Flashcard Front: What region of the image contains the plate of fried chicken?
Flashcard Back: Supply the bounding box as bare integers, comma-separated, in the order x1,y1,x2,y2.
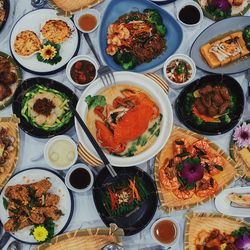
0,167,74,244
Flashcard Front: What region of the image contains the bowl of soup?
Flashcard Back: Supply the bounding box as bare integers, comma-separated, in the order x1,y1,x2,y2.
73,9,100,33
150,218,180,247
66,55,98,89
44,135,78,170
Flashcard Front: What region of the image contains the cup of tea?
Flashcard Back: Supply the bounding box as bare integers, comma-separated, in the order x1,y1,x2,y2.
65,163,94,193
150,218,179,246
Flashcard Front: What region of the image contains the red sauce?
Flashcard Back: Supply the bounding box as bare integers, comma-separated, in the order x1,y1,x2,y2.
78,14,97,32
153,220,177,244
70,60,96,85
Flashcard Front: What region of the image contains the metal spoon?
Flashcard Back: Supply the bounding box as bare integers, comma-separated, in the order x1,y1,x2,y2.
7,241,20,250
102,243,124,250
31,0,47,8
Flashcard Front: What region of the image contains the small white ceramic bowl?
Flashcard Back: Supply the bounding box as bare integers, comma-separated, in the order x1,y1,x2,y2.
176,1,203,27
65,163,94,193
163,53,196,89
66,55,98,89
150,218,180,247
73,9,100,33
44,135,78,170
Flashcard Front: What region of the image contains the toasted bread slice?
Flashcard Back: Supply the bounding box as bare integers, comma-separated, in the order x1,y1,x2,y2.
200,43,220,68
230,31,250,57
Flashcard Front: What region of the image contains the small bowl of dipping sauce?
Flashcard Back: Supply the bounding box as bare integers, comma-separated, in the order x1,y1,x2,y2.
73,9,100,33
177,1,203,27
44,135,78,170
66,55,98,89
163,53,196,89
65,163,94,193
151,218,179,247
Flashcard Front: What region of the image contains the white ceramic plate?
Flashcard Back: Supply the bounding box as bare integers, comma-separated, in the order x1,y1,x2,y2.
215,187,250,218
9,8,80,75
75,72,173,167
0,167,74,244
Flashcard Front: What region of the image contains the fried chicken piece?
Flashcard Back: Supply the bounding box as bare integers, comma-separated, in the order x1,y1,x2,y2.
207,105,218,117
29,210,45,224
0,71,17,85
195,98,207,115
5,184,30,203
0,84,11,101
44,193,60,207
4,218,15,232
29,179,52,198
200,94,212,108
219,101,230,114
42,206,62,221
19,216,31,229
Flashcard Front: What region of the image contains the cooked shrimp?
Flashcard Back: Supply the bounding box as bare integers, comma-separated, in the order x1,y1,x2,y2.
172,187,195,200
195,174,218,198
159,166,179,190
193,140,212,155
173,138,188,155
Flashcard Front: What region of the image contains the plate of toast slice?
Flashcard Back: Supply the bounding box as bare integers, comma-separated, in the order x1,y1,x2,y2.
190,16,250,74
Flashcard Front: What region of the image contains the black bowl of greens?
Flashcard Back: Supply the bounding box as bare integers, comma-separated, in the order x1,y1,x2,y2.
93,166,158,236
175,74,244,135
12,77,78,138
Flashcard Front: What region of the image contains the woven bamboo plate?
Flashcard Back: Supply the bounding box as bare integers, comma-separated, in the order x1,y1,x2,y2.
48,0,103,16
77,73,169,167
34,223,124,250
154,126,238,213
184,212,250,250
230,119,250,181
0,115,20,190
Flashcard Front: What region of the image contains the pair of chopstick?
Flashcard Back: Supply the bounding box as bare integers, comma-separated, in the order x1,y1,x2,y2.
69,102,117,178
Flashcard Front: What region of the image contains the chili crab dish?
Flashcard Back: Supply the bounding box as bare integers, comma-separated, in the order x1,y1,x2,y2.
85,84,162,157
155,126,237,212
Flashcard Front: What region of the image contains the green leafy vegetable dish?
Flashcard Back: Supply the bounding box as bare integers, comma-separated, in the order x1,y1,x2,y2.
101,176,149,217
21,84,72,131
106,9,167,70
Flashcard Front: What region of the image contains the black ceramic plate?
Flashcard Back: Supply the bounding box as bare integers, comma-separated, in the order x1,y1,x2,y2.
93,166,158,236
175,74,244,135
12,77,78,138
0,0,9,32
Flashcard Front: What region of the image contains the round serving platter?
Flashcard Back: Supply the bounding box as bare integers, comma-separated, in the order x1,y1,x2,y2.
0,167,74,244
9,8,80,75
12,77,78,138
75,71,173,167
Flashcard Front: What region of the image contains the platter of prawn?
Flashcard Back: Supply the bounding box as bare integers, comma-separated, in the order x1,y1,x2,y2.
184,212,250,250
75,71,173,167
154,126,237,213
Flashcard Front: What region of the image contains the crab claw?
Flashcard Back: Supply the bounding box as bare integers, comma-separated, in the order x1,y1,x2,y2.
95,121,126,153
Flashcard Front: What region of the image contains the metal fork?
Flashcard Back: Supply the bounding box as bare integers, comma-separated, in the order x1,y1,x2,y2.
83,33,115,87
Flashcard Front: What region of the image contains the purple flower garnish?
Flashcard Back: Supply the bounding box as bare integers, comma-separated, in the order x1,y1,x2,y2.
210,0,231,12
180,162,204,184
233,122,250,148
236,234,250,249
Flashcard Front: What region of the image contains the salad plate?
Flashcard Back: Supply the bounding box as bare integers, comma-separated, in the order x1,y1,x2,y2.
0,167,74,244
190,16,250,74
12,77,78,138
215,187,250,217
175,74,244,135
75,71,173,167
98,0,182,73
92,166,158,236
9,8,80,75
